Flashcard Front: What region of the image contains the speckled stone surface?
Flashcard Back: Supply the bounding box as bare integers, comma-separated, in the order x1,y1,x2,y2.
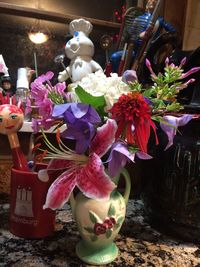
1,199,200,267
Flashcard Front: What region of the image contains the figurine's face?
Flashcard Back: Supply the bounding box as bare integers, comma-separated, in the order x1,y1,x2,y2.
0,104,24,135
65,31,94,59
2,81,11,91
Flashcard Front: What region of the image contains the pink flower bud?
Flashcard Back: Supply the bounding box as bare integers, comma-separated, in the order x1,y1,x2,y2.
145,58,156,77
181,67,200,79
165,57,169,66
179,57,187,68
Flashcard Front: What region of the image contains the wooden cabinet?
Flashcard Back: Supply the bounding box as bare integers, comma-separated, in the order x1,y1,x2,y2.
164,0,200,51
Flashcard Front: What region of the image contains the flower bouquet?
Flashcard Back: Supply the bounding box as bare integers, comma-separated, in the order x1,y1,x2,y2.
26,58,200,264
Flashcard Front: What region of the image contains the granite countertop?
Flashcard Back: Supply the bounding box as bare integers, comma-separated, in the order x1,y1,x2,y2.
1,199,200,267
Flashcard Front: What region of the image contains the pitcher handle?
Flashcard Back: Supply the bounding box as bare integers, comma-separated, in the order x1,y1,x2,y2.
120,168,131,205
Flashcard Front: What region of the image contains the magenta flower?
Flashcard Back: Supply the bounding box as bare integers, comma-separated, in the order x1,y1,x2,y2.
32,118,55,133
43,119,117,210
34,71,54,84
38,98,53,119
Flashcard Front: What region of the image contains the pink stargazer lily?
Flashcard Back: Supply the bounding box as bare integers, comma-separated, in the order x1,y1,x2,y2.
43,119,117,210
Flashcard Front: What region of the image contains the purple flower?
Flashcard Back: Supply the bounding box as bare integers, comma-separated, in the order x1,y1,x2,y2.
122,70,138,84
106,140,153,177
107,141,135,177
160,114,194,150
52,103,101,153
62,120,95,154
52,103,101,124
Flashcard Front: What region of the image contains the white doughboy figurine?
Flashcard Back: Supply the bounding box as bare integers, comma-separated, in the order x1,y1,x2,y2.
58,18,103,83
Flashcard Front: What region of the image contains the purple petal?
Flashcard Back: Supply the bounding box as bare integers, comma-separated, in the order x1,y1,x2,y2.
52,103,71,117
63,109,77,124
136,151,153,160
160,115,194,150
84,105,101,124
62,121,95,154
122,70,138,84
107,141,135,177
70,103,89,118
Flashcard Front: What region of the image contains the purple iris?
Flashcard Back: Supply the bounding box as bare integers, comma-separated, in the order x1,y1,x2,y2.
52,103,101,154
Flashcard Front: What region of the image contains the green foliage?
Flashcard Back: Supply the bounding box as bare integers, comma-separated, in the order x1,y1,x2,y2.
106,229,112,239
84,227,94,233
75,85,106,117
89,211,99,224
108,204,116,216
128,64,186,114
90,235,98,242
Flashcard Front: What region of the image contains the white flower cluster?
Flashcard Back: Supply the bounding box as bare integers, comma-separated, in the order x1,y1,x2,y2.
69,70,130,110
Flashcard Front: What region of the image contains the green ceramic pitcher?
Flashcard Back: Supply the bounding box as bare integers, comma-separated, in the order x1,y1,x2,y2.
70,168,131,265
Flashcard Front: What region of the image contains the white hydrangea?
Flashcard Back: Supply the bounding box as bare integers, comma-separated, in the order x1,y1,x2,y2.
68,70,130,111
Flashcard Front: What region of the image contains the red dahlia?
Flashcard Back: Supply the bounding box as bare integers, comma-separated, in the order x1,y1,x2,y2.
109,92,158,153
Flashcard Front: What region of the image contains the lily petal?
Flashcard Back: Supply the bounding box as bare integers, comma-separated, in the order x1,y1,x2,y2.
90,119,117,157
43,170,77,210
77,153,116,200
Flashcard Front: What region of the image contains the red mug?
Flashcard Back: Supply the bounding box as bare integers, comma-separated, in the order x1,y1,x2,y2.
9,164,57,239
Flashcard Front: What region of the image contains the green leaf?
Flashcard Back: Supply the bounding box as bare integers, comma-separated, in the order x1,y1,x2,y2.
108,204,116,216
106,229,112,239
90,235,98,242
75,85,106,110
84,227,94,233
117,216,124,225
89,210,99,224
114,223,121,230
